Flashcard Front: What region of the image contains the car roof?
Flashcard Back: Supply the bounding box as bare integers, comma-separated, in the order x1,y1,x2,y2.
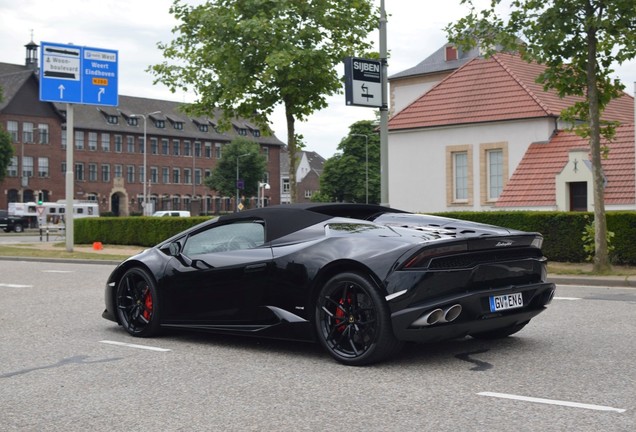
217,203,405,242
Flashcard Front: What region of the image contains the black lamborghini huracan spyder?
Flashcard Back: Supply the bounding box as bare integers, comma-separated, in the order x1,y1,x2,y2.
103,203,555,365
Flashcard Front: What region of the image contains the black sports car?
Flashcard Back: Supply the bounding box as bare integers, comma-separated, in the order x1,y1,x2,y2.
103,203,555,365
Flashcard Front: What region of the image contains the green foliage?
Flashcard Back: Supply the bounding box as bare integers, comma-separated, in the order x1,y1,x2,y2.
203,138,267,197
75,216,210,247
150,0,378,202
581,217,614,262
319,120,380,203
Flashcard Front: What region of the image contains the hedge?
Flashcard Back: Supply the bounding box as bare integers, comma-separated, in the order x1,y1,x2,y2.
74,211,636,264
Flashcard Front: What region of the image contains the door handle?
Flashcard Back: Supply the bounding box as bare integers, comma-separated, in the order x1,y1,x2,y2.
245,263,267,273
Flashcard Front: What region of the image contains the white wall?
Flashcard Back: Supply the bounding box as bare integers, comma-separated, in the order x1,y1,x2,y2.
388,118,556,213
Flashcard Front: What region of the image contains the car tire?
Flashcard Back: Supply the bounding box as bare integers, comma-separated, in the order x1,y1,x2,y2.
13,224,23,233
115,267,161,337
470,321,529,340
315,272,402,366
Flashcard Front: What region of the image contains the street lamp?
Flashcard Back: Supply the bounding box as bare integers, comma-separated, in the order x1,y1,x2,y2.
258,181,271,208
130,111,160,215
352,134,370,204
235,153,250,212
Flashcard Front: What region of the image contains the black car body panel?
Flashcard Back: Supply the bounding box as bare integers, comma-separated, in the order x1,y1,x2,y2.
103,203,555,363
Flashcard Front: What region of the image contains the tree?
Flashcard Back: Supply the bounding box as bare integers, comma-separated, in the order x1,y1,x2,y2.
150,0,378,203
446,0,636,273
316,120,380,203
0,87,15,182
203,138,267,207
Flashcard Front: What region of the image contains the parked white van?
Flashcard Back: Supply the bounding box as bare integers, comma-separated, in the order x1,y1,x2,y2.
151,210,191,217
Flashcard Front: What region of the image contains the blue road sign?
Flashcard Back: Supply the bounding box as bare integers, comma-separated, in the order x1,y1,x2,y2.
40,42,118,106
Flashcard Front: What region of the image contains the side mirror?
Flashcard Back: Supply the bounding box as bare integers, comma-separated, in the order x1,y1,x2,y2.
168,242,181,257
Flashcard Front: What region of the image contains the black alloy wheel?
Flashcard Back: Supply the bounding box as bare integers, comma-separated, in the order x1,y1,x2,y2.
115,268,161,337
315,272,402,366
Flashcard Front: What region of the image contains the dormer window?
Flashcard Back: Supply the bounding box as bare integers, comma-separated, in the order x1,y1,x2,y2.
155,120,165,129
198,124,208,132
127,117,139,126
445,45,458,61
174,122,184,130
107,115,119,125
238,128,247,136
252,129,261,137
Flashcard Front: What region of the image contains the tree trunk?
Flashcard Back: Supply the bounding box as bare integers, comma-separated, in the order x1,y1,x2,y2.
285,104,298,203
585,9,611,273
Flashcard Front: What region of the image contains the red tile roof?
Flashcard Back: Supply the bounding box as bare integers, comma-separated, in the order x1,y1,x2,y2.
389,53,634,129
495,124,635,207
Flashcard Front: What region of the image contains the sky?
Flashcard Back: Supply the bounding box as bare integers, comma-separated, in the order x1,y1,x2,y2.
2,0,636,159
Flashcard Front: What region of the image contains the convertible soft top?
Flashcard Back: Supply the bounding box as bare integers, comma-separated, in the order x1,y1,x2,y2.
217,203,404,243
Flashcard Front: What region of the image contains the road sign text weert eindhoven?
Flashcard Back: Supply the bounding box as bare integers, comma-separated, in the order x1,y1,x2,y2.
39,42,118,106
344,57,382,108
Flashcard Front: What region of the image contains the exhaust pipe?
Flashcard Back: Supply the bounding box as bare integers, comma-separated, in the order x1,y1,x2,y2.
440,304,462,323
412,308,443,327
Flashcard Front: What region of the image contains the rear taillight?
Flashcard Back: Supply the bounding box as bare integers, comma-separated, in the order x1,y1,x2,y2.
403,243,468,269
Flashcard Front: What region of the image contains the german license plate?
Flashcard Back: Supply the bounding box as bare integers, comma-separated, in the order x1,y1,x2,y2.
489,292,523,312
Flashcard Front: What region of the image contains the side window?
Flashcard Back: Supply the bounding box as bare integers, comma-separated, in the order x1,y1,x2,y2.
183,221,265,256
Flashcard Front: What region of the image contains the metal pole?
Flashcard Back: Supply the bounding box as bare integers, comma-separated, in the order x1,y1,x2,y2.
379,0,389,206
65,103,74,252
142,114,147,214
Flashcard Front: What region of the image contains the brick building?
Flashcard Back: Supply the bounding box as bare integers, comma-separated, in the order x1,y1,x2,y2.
0,40,284,216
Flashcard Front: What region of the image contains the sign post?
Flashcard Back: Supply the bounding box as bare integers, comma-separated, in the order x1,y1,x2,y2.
344,57,382,108
40,42,118,251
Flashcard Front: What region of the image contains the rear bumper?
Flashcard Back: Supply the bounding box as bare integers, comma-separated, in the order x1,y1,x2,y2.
390,282,555,342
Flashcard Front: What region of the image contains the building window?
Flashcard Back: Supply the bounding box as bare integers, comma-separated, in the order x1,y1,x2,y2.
38,124,49,144
446,145,473,206
184,140,192,157
252,129,261,137
127,117,139,126
172,196,180,210
184,168,192,184
479,143,508,204
195,169,202,185
173,139,180,156
61,130,66,149
74,131,84,150
215,143,222,159
38,157,49,177
75,163,84,181
22,156,34,178
151,138,158,155
173,168,180,184
304,190,312,199
7,121,18,142
107,115,119,124
127,165,135,183
198,124,208,132
205,142,212,158
114,135,123,153
262,147,269,161
155,119,165,128
114,164,123,178
102,164,111,182
8,157,18,177
101,133,110,152
88,163,98,182
162,138,169,155
138,165,145,184
162,167,169,184
282,178,290,193
204,169,211,178
88,132,98,151
194,141,201,157
138,137,145,154
127,136,135,153
150,167,158,184
174,122,184,130
23,122,34,143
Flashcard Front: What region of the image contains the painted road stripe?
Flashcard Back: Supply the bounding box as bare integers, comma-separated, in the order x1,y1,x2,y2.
100,340,171,352
553,296,582,301
478,392,625,413
0,283,32,288
42,270,74,273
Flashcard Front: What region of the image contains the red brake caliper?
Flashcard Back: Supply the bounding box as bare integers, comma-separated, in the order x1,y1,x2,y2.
335,292,352,332
142,288,153,321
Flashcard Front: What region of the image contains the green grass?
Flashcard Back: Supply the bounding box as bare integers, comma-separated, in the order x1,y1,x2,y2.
0,244,131,261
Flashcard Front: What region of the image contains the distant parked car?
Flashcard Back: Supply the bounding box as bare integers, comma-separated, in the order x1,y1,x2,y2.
151,211,191,217
0,210,28,233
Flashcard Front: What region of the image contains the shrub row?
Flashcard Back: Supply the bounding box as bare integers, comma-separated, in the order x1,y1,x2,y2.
75,211,636,264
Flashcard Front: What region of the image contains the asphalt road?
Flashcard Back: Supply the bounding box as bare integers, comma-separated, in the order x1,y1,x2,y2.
0,260,634,432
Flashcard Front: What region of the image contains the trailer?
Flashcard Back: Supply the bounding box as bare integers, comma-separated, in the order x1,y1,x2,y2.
9,200,99,228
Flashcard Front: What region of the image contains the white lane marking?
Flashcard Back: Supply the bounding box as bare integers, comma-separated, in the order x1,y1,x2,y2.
0,283,32,288
42,270,74,273
99,340,171,352
553,296,582,301
478,392,625,413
